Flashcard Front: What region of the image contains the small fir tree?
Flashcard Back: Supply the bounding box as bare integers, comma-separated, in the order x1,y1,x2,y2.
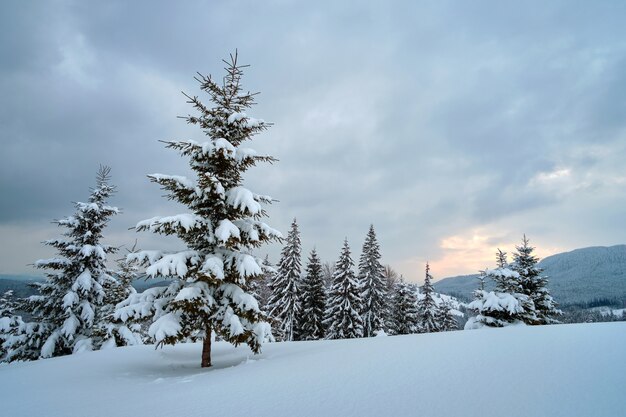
417,263,439,333
511,235,561,324
3,166,119,361
388,279,419,335
267,218,302,341
358,225,388,337
0,291,20,359
94,246,145,348
298,249,326,340
115,53,280,367
324,239,364,339
436,301,459,331
0,291,17,320
465,249,535,329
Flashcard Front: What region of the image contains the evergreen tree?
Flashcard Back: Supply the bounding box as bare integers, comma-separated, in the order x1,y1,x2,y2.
94,246,145,348
115,53,280,367
0,291,17,320
465,249,535,329
436,301,459,331
0,291,20,359
358,225,387,337
298,249,326,340
417,263,439,333
324,239,364,339
511,235,561,324
267,218,302,341
387,279,419,335
3,166,119,361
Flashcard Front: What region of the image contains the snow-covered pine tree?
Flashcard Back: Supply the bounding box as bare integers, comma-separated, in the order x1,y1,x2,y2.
465,249,535,329
115,53,280,367
387,279,419,335
267,218,302,341
358,225,387,337
0,291,17,320
0,291,20,359
298,249,326,340
436,301,459,331
94,246,145,349
3,166,119,361
324,239,364,339
511,235,560,324
490,249,524,295
417,263,440,333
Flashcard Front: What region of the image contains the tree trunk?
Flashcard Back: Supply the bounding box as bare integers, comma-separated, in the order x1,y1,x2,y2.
201,324,212,368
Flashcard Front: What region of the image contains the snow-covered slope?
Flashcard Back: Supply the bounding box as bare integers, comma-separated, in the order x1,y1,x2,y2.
434,245,626,306
539,245,626,305
1,322,624,417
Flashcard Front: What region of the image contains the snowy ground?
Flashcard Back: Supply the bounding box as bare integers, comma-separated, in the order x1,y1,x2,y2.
1,322,625,417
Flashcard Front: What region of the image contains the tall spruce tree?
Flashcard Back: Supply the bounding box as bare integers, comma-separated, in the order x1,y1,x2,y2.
511,235,560,324
324,239,364,339
358,225,387,337
298,249,326,340
267,218,302,341
3,167,119,361
388,279,419,335
115,53,280,367
417,262,439,333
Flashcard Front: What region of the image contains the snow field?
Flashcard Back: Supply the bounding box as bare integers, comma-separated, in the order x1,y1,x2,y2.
1,322,624,417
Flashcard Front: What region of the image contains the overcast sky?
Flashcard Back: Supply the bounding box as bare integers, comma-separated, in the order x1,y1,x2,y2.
1,0,625,282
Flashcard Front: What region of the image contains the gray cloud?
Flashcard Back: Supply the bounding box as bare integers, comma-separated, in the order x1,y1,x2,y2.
1,0,625,280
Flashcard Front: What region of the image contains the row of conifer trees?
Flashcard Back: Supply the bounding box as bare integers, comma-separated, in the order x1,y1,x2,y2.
258,219,460,342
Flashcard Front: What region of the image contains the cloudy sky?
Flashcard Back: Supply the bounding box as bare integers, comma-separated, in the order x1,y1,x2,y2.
1,0,625,282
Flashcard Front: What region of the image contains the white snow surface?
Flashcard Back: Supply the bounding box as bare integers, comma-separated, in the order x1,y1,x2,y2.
148,174,195,189
215,219,240,242
1,323,624,417
136,214,205,233
226,187,271,214
148,312,182,342
468,290,524,314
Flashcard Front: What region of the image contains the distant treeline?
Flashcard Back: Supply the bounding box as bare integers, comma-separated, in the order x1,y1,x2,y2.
560,298,625,310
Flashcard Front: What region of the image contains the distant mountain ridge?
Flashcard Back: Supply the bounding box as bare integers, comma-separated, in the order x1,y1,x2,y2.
433,245,626,307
